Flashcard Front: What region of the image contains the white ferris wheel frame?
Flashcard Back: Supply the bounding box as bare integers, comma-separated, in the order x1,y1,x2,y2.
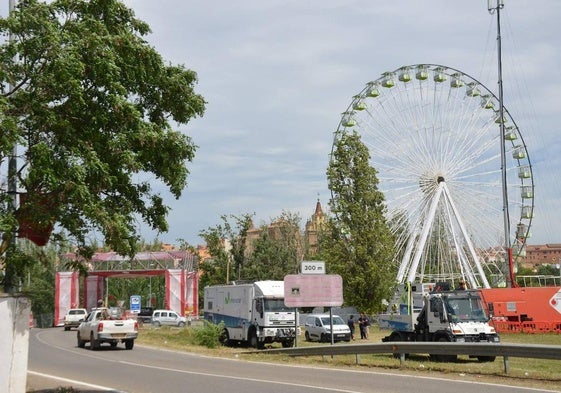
332,64,534,288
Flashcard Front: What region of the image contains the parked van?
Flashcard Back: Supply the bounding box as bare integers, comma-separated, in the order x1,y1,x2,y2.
304,314,351,342
151,309,187,327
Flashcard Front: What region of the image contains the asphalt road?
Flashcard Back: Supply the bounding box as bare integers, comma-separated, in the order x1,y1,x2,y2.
27,328,560,393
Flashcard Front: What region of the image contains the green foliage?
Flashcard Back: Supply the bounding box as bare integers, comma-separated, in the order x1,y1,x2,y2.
198,212,304,292
104,276,165,309
1,245,36,293
199,214,253,282
193,321,225,349
322,130,397,314
242,211,303,280
197,214,252,311
0,0,206,292
12,240,71,319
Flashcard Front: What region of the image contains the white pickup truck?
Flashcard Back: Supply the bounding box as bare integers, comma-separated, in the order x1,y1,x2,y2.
77,308,138,350
63,308,88,331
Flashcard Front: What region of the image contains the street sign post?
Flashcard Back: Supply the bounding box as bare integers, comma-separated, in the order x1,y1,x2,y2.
301,260,325,274
130,295,141,313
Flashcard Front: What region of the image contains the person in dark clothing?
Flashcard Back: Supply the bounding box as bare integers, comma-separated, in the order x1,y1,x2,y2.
347,315,356,340
358,313,370,339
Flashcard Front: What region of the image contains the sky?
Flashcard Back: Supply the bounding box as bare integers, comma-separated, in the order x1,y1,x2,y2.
2,1,561,249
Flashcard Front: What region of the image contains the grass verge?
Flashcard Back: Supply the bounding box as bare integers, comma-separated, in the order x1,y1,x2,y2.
137,324,561,392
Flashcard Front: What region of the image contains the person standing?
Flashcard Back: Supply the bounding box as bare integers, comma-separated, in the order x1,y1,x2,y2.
363,314,370,339
358,313,367,339
347,315,356,340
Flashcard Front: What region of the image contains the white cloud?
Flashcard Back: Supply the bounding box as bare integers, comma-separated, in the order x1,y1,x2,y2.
3,1,560,249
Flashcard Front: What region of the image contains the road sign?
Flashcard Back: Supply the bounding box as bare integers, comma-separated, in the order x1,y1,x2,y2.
283,274,343,307
130,295,141,313
301,260,325,274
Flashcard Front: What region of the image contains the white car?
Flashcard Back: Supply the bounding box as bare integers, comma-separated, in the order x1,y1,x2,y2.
151,310,187,327
63,308,88,331
304,314,351,342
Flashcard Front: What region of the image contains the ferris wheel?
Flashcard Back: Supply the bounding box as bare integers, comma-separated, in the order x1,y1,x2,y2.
331,64,534,289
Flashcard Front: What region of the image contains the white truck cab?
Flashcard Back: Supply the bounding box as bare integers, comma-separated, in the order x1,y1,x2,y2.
380,282,500,362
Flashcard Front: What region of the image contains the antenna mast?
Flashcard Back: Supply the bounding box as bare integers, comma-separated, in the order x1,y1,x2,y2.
488,0,515,288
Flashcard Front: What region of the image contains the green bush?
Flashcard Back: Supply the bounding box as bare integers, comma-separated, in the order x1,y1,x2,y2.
194,321,225,348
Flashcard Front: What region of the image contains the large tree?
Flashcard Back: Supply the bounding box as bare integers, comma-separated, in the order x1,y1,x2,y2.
323,130,396,314
0,0,205,292
242,211,303,281
198,212,303,288
198,214,254,286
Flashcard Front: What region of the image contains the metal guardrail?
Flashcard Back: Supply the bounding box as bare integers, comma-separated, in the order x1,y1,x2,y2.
251,342,561,374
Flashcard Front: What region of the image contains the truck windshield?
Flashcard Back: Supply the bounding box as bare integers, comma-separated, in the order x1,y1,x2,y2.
444,295,488,322
264,299,292,312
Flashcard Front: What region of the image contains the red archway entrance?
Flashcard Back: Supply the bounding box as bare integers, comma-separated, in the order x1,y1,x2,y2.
54,251,198,326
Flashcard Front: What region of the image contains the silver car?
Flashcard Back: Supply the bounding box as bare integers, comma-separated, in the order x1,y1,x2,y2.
304,314,351,342
151,309,187,327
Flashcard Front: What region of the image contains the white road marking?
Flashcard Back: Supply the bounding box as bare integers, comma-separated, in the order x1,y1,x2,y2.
27,370,122,392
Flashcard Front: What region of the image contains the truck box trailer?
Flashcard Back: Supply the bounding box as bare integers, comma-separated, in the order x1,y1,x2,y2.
204,281,296,349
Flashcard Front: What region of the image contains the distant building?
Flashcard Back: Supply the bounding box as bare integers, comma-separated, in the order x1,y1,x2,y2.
520,244,561,270
197,199,328,261
161,243,179,251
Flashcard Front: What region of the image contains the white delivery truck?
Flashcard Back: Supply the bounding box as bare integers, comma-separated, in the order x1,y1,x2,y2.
379,282,500,362
204,281,296,349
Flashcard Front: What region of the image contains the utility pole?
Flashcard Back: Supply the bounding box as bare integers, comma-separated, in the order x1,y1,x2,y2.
5,0,18,294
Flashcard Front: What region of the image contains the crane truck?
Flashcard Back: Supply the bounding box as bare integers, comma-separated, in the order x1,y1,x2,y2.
204,281,296,349
379,282,500,362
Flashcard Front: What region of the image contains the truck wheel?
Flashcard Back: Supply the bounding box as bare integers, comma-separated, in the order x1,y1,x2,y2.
305,331,311,342
90,332,100,350
77,332,85,348
430,337,457,362
110,342,117,348
281,339,294,348
152,321,161,327
125,340,134,350
219,329,231,346
178,321,186,327
249,330,264,349
387,332,408,359
249,330,258,348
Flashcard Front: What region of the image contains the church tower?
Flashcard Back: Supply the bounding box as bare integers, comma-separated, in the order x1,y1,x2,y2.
305,198,327,257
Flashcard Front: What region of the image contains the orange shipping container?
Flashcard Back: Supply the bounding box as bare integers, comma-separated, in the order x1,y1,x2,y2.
480,287,561,323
